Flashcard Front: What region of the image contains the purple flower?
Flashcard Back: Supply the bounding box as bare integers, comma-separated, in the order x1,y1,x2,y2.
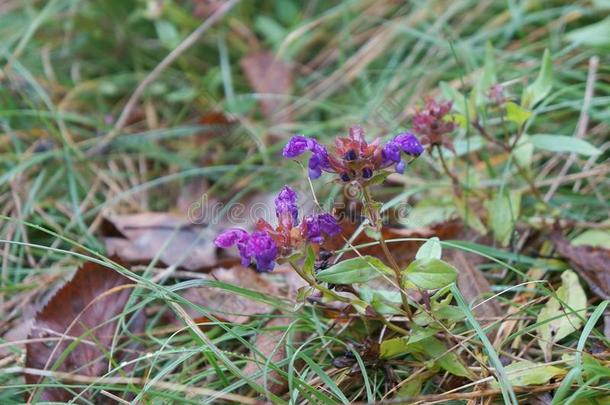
215,187,340,272
275,185,298,229
214,228,278,272
282,135,310,158
382,132,423,173
214,229,248,248
243,231,278,272
301,213,341,244
284,127,424,182
317,213,342,236
283,135,330,179
393,132,424,157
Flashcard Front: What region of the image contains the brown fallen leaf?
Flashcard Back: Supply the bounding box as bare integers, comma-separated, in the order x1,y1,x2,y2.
551,233,610,300
240,51,293,124
102,212,217,271
180,266,281,324
25,262,145,403
242,316,293,396
450,250,502,322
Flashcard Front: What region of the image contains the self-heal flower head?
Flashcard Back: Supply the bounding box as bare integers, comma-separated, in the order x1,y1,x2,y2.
284,125,423,181
412,98,456,152
214,228,278,272
283,136,330,179
275,185,298,229
382,132,424,174
301,213,342,244
215,187,341,272
243,231,277,272
214,228,248,248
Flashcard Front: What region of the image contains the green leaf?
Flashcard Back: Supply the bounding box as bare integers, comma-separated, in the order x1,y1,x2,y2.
380,337,412,359
537,270,587,357
454,195,487,235
505,102,532,125
497,361,566,387
439,81,466,115
572,229,610,249
317,256,392,284
415,237,442,260
487,190,522,247
411,337,472,378
358,285,402,315
155,20,180,49
366,170,391,185
380,326,444,358
404,259,458,290
567,17,610,46
522,49,553,108
530,134,602,156
473,42,497,105
396,373,427,398
513,133,534,169
302,245,316,279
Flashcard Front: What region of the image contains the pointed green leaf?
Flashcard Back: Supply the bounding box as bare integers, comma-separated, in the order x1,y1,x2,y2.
410,337,472,378
404,259,458,290
567,17,610,46
487,190,522,246
474,42,497,105
537,270,587,356
513,133,534,169
497,361,566,387
416,237,442,260
522,49,553,108
317,256,392,284
530,134,602,156
506,102,532,125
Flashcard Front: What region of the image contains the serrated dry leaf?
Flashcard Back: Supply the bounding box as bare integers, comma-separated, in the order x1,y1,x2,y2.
180,266,280,324
103,212,217,271
25,262,144,403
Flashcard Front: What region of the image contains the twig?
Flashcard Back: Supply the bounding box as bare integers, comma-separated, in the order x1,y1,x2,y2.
87,0,240,156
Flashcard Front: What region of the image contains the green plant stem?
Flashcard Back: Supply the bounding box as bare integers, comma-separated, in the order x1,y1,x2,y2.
472,120,545,204
288,261,409,336
436,145,461,193
361,185,413,320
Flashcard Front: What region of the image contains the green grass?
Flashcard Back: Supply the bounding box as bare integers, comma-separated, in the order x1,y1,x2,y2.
1,0,609,403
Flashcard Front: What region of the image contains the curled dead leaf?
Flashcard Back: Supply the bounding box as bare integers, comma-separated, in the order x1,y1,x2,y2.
552,233,610,299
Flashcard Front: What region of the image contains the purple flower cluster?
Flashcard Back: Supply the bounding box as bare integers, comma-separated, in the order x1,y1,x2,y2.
381,132,424,174
214,186,341,272
283,125,423,181
282,135,331,179
215,229,278,272
412,99,456,151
